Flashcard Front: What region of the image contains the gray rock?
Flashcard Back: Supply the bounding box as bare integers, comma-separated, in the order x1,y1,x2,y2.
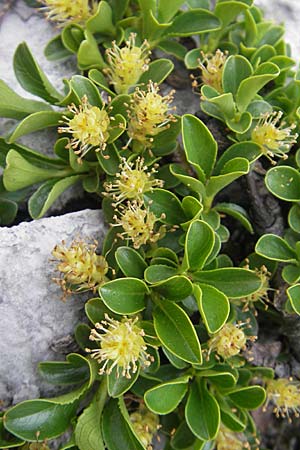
0,209,106,407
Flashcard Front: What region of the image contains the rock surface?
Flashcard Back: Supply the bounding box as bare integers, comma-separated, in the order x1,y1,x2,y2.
0,209,105,407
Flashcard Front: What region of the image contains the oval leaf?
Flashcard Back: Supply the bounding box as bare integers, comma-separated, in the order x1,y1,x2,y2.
100,278,148,314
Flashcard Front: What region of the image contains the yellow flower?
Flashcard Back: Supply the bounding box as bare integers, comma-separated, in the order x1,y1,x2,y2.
104,34,151,94
265,378,300,421
207,322,255,360
113,200,164,249
215,425,250,450
86,315,152,378
251,111,298,162
58,95,111,162
52,239,108,294
130,405,159,449
40,0,96,26
192,49,227,93
104,157,163,205
127,81,176,147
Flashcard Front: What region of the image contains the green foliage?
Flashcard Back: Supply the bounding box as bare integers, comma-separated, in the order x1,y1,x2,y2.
2,0,300,449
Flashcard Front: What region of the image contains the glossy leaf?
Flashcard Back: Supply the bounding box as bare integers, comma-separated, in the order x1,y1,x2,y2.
144,376,189,414
194,284,230,334
138,59,174,86
164,9,221,37
100,278,148,314
38,353,90,386
206,158,249,198
9,111,63,142
4,401,78,441
255,234,296,262
153,299,202,364
222,55,252,95
0,80,51,120
214,203,253,233
115,247,147,278
227,386,266,410
144,189,186,225
153,275,194,301
28,175,82,219
69,75,103,106
193,268,262,298
287,284,300,315
185,379,220,440
102,398,144,450
75,382,107,450
184,220,215,271
182,114,217,179
13,42,62,103
266,166,300,201
108,365,140,398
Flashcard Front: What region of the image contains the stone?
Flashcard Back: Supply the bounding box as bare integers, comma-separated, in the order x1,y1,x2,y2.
0,209,106,408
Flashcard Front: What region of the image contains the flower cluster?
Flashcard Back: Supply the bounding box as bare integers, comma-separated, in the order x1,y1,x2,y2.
104,157,163,205
130,404,159,449
207,322,256,360
251,111,298,162
215,425,250,450
112,200,164,249
86,315,153,378
265,378,300,421
192,49,228,93
104,34,151,94
40,0,96,26
58,95,111,162
127,81,176,147
52,239,108,294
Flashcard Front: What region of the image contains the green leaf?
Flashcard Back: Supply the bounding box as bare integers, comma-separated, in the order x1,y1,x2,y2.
153,299,202,364
194,284,229,334
206,158,249,198
102,398,144,450
153,276,194,301
214,1,249,28
86,1,115,35
157,0,185,22
255,234,296,262
288,205,300,233
108,365,140,398
165,9,221,37
39,353,90,386
62,24,84,53
44,34,73,61
227,386,266,409
171,421,197,450
75,382,106,450
13,42,62,103
28,175,82,219
158,39,187,60
3,150,71,191
185,379,220,440
97,143,121,176
0,80,51,119
0,417,24,449
236,62,280,112
282,265,300,284
266,166,300,201
287,284,300,315
115,247,147,278
144,265,177,283
170,164,205,196
182,114,217,179
184,220,215,271
85,298,116,325
144,189,186,225
193,268,262,298
69,75,103,106
214,203,253,233
8,111,63,142
0,199,18,226
144,376,189,414
100,278,148,314
77,31,106,70
222,55,253,95
199,367,237,390
4,400,78,441
138,59,174,86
